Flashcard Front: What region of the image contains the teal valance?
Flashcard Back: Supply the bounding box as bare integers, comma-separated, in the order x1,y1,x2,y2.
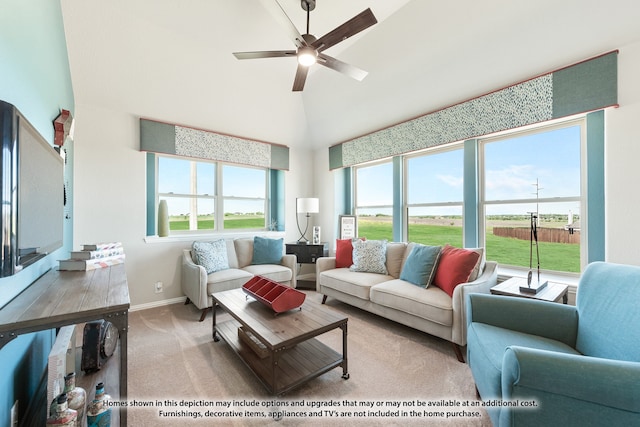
140,119,290,170
330,51,617,169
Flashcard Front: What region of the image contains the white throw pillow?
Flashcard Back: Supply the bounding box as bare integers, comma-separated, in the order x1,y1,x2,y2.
192,240,229,274
350,239,388,274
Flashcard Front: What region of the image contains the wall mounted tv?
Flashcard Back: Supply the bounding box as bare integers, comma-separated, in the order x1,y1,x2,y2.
0,100,64,277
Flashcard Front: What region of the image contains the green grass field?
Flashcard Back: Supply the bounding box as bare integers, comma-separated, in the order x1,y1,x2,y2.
169,215,265,231
359,220,580,273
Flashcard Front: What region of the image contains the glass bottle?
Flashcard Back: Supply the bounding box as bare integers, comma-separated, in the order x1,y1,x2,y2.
64,372,87,427
46,393,78,426
86,382,111,427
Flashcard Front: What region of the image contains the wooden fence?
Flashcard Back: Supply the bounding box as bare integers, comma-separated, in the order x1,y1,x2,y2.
492,227,580,244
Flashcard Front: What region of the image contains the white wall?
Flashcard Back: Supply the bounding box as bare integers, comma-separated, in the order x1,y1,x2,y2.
605,40,640,265
72,104,313,307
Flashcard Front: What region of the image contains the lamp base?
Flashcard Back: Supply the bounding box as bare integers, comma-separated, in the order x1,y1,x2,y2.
520,280,548,294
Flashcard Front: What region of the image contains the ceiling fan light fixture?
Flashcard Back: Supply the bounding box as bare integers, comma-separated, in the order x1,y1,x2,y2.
297,46,317,66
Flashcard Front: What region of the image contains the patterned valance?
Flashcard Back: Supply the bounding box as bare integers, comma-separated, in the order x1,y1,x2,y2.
330,51,618,169
140,119,290,170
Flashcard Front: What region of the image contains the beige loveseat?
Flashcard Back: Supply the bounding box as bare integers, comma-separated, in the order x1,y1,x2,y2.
182,237,296,321
317,242,497,362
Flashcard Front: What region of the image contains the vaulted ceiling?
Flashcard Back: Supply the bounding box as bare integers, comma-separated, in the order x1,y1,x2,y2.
61,0,640,150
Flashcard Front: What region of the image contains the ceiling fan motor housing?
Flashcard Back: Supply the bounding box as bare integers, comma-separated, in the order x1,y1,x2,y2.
301,0,316,12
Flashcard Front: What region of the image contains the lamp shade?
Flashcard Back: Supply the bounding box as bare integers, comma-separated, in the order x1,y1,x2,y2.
296,198,319,214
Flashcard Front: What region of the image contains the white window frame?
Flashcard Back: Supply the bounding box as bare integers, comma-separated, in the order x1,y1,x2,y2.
403,143,465,243
156,154,268,234
478,118,587,274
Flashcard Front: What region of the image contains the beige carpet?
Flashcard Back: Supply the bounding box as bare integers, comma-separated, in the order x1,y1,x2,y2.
126,291,491,426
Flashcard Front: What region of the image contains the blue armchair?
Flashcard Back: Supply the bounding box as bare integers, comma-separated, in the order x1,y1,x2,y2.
466,262,640,426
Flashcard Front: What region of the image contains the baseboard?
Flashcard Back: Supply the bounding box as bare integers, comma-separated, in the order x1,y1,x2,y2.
130,296,187,312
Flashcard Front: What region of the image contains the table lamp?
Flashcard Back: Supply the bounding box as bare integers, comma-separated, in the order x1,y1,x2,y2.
296,198,319,243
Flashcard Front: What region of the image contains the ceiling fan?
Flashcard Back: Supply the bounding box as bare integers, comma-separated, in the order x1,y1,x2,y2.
233,0,377,91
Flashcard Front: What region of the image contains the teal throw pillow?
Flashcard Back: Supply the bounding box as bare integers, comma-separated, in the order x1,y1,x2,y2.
400,244,442,287
252,236,283,265
350,239,388,274
192,239,229,274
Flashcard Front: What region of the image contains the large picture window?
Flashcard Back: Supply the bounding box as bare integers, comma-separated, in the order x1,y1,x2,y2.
157,155,266,233
405,146,464,247
354,160,393,240
480,121,584,273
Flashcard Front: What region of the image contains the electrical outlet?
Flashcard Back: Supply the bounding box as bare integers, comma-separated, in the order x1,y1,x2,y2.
11,400,18,427
154,281,163,293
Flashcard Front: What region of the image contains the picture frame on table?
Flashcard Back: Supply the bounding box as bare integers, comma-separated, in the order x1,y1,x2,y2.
339,215,357,240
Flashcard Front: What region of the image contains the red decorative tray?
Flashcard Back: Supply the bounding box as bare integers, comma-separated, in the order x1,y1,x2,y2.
242,276,306,313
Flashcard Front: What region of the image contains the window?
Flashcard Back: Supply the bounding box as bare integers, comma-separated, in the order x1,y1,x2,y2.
354,160,393,240
157,155,266,233
405,146,464,246
480,120,583,273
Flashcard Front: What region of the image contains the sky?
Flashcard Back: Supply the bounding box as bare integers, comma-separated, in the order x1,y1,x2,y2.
357,124,582,217
158,158,266,216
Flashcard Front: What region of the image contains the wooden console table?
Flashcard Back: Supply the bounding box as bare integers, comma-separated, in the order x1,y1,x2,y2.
0,264,130,426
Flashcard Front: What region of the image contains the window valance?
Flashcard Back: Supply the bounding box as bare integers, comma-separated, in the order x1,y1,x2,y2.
140,119,290,170
329,51,617,170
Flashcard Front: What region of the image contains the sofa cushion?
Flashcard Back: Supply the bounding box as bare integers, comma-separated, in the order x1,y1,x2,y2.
242,264,292,283
433,245,481,297
370,279,454,326
252,236,283,265
399,244,442,287
386,242,409,279
467,247,485,282
320,268,394,300
350,239,388,274
192,240,229,274
234,238,254,268
206,268,253,289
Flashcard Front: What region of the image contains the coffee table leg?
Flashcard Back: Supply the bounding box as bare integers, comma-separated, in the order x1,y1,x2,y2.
341,321,349,380
212,301,219,342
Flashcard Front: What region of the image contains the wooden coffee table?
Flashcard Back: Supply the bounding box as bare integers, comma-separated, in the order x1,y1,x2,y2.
491,276,569,304
212,288,349,395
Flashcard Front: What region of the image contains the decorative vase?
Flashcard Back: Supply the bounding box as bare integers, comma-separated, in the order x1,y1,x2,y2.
158,199,169,237
312,226,321,244
87,382,112,427
64,372,86,427
46,393,78,426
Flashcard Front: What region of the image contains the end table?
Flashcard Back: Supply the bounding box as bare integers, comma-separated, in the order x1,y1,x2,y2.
490,276,569,304
285,242,328,288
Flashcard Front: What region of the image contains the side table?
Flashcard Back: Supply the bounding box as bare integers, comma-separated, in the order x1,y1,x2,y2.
285,242,328,288
490,276,569,304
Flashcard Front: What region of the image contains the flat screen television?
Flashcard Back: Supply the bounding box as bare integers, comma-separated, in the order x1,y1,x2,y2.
0,100,64,277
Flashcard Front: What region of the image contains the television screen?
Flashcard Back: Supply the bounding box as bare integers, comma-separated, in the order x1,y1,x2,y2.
0,100,64,276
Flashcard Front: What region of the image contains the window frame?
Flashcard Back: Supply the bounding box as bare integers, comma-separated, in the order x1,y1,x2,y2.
156,154,268,235
353,158,394,239
478,118,587,274
403,143,465,245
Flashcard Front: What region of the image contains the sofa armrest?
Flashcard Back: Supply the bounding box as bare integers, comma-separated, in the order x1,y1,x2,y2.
281,254,297,288
450,261,498,346
181,249,209,310
468,293,579,347
501,346,640,425
316,257,337,292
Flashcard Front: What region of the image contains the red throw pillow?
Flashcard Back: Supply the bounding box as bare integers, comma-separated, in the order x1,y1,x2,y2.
433,245,481,297
335,238,366,268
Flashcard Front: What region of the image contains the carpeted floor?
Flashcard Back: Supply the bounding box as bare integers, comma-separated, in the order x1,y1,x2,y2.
126,291,491,426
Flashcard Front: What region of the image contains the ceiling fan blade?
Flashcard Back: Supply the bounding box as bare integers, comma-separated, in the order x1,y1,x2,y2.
312,8,377,53
233,50,296,60
261,0,307,48
318,54,368,81
292,64,309,91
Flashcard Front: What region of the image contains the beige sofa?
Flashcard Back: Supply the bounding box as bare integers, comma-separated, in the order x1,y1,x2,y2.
316,242,497,361
182,237,296,321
